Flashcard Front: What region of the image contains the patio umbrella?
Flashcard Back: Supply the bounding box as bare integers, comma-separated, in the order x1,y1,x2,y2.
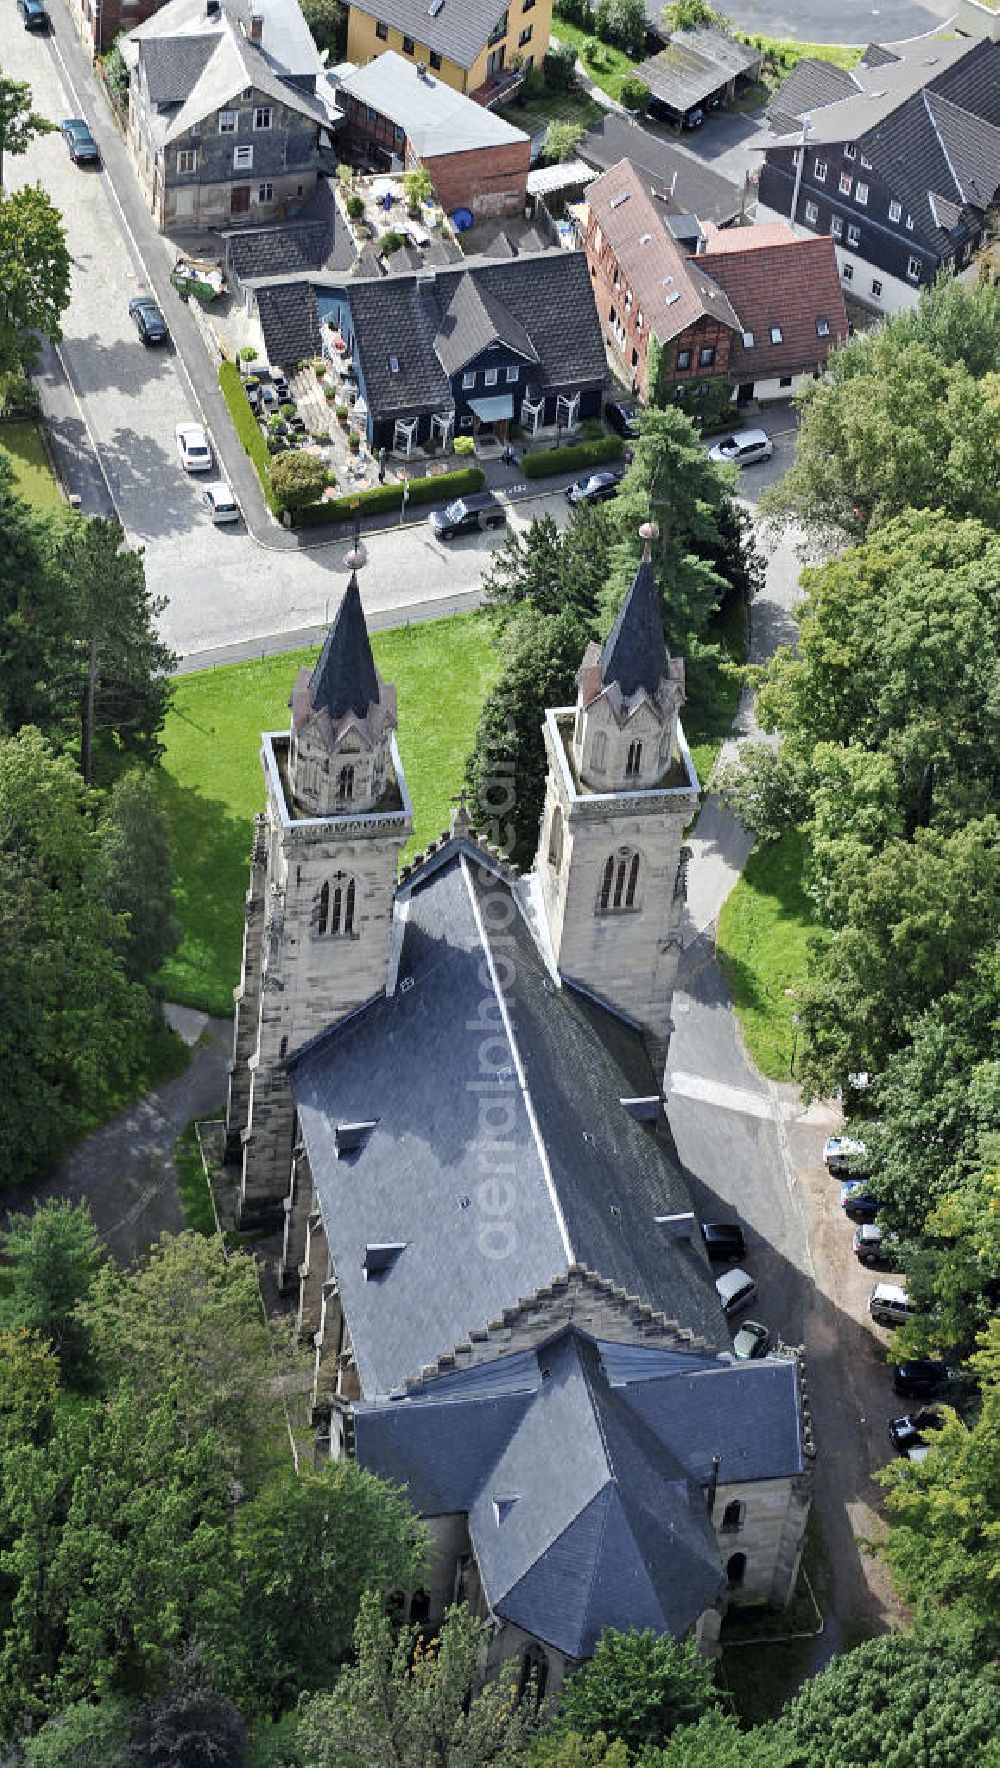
329,330,347,352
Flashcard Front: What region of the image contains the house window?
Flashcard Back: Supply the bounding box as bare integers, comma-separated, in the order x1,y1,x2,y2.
839,172,852,195
254,106,273,130
523,0,536,8
816,317,830,337
547,806,563,869
726,1552,747,1588
176,148,197,173
366,105,377,122
846,223,860,247
871,278,883,298
843,143,856,159
505,365,518,383
860,153,872,169
234,144,253,169
699,346,715,367
635,308,642,329
218,109,237,133
626,740,642,776
830,215,843,239
316,876,356,937
676,348,691,369
769,325,782,344
375,17,388,36
742,330,754,347
813,157,827,181
855,181,868,205
256,181,273,203
721,1500,744,1532
598,848,641,913
779,375,793,387
338,765,354,800
402,32,414,52
591,730,607,771
889,200,901,222
519,24,532,43
804,200,818,223
395,125,405,144
430,49,441,67
484,368,498,387
842,261,854,282
907,255,921,281
905,213,914,230
462,371,475,389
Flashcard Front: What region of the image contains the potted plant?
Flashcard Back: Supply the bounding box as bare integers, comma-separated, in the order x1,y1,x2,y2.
348,431,361,454
314,359,327,380
336,402,349,426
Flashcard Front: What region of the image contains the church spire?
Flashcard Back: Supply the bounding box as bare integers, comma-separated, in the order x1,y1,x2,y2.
599,523,668,702
308,572,380,721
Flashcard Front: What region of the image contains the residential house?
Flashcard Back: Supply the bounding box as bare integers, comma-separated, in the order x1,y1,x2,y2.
223,555,814,1689
344,0,552,104
331,249,607,452
581,159,847,404
335,51,530,218
634,26,761,127
121,0,331,232
69,0,166,60
578,112,743,227
757,33,1000,313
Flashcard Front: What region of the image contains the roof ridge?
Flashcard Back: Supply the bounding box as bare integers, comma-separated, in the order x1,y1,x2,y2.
922,87,965,203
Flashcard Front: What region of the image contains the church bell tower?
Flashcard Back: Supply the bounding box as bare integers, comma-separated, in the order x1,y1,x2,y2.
226,574,412,1224
534,524,699,1047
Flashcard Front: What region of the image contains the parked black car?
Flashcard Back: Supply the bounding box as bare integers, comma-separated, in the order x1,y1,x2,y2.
428,490,506,540
892,1359,949,1399
888,1408,942,1458
61,118,100,165
128,294,169,346
18,0,49,30
565,468,625,507
605,399,639,441
852,1224,900,1268
841,1181,879,1223
701,1222,747,1264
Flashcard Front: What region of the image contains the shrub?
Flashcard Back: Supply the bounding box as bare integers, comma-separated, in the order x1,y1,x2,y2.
239,345,257,363
544,40,578,89
270,451,330,510
522,64,545,97
540,119,585,164
403,166,433,210
280,402,296,419
452,434,476,456
522,434,624,477
335,403,349,421
381,230,405,255
619,75,650,110
218,360,279,514
346,194,364,220
291,465,485,526
584,36,603,63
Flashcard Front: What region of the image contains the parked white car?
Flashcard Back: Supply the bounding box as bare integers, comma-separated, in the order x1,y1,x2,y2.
715,1267,757,1317
707,428,774,468
202,479,240,523
176,421,213,472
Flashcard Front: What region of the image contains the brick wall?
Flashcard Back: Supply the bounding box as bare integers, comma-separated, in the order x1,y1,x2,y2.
423,139,529,219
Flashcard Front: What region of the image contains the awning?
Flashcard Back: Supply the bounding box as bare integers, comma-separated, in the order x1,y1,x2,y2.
468,394,514,422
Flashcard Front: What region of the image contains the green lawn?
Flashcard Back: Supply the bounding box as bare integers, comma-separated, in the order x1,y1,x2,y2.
552,16,640,102
497,88,605,135
683,596,746,787
716,827,819,1080
0,420,63,511
157,612,499,1015
173,1120,217,1236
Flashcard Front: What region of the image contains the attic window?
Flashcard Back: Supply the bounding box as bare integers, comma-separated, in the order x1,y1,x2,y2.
334,1120,378,1158
363,1242,406,1280
742,329,754,348
493,1495,519,1525
619,1095,660,1121
770,325,783,345
389,353,400,373
428,0,444,12
816,317,830,337
609,190,630,209
665,291,681,306
639,232,652,244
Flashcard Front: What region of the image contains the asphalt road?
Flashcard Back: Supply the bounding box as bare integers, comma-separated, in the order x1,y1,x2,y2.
725,0,954,45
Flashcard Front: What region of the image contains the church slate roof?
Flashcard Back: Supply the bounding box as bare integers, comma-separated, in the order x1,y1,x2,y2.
289,853,726,1397
354,1323,805,1657
307,573,380,720
599,557,669,701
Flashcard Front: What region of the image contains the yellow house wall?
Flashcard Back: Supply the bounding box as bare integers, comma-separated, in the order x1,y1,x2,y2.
345,0,553,94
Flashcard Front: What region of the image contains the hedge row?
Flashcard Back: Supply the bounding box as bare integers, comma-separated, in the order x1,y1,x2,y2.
218,361,280,515
292,464,486,528
521,434,625,479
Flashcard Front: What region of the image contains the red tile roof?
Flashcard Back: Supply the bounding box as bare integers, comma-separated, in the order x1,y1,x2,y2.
697,227,848,377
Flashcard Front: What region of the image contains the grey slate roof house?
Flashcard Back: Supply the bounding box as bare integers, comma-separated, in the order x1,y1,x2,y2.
757,34,1000,314
122,0,331,232
224,548,814,1693
337,249,608,451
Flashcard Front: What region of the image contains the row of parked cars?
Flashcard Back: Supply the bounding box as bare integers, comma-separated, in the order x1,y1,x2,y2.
823,1134,954,1462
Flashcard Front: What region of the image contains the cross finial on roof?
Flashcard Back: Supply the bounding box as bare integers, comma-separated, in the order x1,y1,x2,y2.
450,787,472,833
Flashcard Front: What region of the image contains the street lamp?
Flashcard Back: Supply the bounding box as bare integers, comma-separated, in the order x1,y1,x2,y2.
344,507,366,573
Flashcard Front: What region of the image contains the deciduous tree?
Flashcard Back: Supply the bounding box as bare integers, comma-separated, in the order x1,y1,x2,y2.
0,183,71,376
553,1628,720,1754
0,73,55,191
95,769,181,985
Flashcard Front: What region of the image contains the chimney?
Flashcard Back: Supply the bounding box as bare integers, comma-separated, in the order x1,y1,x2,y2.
705,1455,721,1519
249,8,263,40
416,60,427,78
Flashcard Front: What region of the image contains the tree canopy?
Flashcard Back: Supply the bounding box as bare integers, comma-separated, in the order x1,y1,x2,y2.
553,1629,720,1755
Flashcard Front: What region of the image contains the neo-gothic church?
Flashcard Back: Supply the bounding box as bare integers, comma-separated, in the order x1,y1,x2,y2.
225,541,812,1690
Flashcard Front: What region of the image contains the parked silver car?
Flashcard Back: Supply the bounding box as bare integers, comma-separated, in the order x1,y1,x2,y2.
707,428,774,468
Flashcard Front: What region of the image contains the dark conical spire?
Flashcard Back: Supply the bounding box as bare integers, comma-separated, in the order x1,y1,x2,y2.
309,573,380,721
600,532,668,701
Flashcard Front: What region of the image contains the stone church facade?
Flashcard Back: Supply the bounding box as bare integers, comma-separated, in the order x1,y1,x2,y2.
225,539,814,1690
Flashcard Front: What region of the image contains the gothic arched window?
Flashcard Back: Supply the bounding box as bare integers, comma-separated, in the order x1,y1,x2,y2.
518,1643,549,1705
316,874,356,937
721,1499,744,1533
548,806,564,869
591,729,607,772
626,739,643,777
338,764,355,802
726,1551,747,1589
598,848,641,914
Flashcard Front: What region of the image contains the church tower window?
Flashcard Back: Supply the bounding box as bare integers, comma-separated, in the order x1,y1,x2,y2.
338,764,355,802
547,806,563,869
591,730,607,772
316,875,357,936
599,848,641,913
626,739,642,777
